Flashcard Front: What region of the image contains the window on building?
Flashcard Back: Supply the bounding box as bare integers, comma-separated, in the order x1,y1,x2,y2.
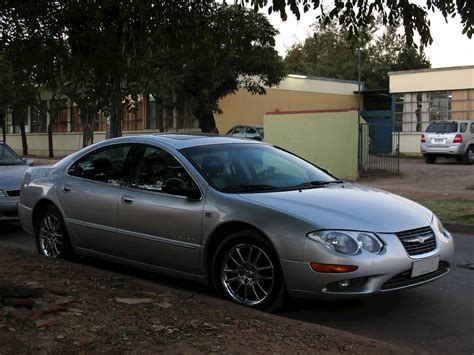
394,89,474,132
30,101,48,133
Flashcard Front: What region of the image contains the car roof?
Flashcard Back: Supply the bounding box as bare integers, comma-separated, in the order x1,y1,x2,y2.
126,134,263,149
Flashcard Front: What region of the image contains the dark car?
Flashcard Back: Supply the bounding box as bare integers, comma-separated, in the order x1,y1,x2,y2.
0,142,33,222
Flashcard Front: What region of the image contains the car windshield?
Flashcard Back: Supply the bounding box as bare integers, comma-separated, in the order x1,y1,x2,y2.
181,143,338,193
426,122,458,133
0,144,24,166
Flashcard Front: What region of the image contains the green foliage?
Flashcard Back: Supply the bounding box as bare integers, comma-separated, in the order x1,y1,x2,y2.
239,0,473,46
283,22,431,89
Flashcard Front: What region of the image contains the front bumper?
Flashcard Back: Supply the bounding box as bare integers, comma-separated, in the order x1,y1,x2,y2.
281,228,454,299
0,198,20,222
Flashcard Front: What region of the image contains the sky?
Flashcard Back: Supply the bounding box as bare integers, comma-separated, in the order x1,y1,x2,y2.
266,5,474,68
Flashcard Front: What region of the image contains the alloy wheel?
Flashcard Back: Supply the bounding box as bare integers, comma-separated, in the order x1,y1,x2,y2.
220,243,274,306
39,214,64,258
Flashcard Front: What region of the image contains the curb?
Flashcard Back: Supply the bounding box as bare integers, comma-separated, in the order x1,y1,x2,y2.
445,223,474,235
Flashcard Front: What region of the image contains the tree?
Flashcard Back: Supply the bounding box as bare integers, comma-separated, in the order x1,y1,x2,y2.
0,54,38,155
283,22,431,89
239,0,473,46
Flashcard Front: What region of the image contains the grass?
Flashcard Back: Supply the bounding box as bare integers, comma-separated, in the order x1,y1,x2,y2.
419,199,474,225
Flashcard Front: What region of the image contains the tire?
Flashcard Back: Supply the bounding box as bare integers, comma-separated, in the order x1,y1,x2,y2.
462,145,474,165
35,205,76,260
211,230,285,312
424,154,436,164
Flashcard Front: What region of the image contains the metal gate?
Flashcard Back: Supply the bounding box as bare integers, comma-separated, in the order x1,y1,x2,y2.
359,111,400,176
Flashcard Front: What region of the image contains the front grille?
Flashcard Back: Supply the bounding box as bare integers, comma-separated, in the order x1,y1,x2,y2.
381,261,450,291
5,189,20,197
396,226,437,256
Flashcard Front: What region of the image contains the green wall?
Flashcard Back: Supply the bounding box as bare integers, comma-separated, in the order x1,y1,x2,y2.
264,111,360,180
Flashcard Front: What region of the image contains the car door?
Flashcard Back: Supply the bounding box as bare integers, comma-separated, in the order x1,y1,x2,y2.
116,144,204,275
57,143,133,255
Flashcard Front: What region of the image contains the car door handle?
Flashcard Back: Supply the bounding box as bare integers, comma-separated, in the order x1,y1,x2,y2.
121,195,134,205
61,185,72,193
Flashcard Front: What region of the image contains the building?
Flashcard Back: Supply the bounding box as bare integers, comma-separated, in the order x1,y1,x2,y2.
2,75,361,157
389,65,474,153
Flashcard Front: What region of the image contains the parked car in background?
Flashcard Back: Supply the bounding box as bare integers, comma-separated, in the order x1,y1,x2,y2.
226,125,264,141
19,135,454,311
0,142,33,223
420,120,474,164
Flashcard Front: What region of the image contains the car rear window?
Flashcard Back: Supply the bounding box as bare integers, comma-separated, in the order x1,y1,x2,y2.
426,122,458,133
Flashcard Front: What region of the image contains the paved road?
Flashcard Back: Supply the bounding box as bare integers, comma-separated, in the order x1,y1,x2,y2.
1,226,473,354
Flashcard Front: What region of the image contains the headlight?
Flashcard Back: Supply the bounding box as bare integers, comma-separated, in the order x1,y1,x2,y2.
307,231,383,255
0,190,7,198
432,214,449,239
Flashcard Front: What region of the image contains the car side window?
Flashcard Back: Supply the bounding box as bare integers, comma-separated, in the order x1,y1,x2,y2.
460,123,467,132
245,127,259,139
129,145,197,197
231,126,245,137
471,123,474,134
68,144,132,185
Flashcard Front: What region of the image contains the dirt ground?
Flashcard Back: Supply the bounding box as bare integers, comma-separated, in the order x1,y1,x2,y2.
0,246,414,354
360,158,474,201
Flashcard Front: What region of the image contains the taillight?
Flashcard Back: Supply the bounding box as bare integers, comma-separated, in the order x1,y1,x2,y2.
421,134,426,143
453,134,463,143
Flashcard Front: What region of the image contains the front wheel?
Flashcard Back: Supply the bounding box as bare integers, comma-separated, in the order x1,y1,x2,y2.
35,205,76,260
212,230,285,312
424,154,436,164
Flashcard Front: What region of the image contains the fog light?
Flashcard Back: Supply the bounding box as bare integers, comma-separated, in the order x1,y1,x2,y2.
310,262,358,273
339,280,350,288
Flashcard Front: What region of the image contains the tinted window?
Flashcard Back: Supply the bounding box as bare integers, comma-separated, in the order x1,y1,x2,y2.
460,123,467,132
0,144,24,166
245,127,259,139
257,127,264,138
426,122,458,133
231,127,245,137
471,123,474,134
68,144,132,185
182,143,336,192
129,145,197,196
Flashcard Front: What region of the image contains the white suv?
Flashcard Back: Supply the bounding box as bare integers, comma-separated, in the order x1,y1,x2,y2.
420,120,474,164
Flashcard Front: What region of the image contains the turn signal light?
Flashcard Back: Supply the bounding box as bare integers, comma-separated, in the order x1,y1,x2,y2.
421,134,426,143
310,263,358,273
453,134,463,143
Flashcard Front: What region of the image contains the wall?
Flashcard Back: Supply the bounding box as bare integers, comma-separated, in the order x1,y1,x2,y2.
264,109,360,180
216,76,361,134
389,66,474,93
397,132,422,154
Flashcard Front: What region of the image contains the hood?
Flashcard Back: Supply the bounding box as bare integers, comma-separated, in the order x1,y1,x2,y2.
239,184,433,233
0,165,29,191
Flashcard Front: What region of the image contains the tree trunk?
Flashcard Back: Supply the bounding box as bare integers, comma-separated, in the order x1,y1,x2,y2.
156,97,164,132
0,112,6,142
47,123,54,158
108,96,123,139
19,121,28,156
197,109,218,133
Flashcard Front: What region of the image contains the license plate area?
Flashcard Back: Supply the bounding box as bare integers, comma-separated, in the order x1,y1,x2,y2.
411,256,439,278
431,138,446,144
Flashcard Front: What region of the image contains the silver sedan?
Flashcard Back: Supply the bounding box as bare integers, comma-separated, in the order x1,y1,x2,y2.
19,135,454,311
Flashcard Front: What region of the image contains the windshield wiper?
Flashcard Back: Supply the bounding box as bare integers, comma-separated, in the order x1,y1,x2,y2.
292,180,344,189
222,184,279,193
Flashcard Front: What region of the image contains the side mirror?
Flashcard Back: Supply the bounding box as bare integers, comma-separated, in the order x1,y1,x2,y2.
24,158,34,166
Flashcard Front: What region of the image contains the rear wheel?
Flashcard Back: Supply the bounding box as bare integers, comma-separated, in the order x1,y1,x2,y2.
424,154,436,164
212,230,285,312
35,205,76,260
462,145,474,165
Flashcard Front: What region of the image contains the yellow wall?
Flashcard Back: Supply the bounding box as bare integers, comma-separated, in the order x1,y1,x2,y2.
216,88,360,134
389,66,474,93
264,110,360,180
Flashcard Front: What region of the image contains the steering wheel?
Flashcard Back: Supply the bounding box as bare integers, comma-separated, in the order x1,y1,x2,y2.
257,166,276,180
